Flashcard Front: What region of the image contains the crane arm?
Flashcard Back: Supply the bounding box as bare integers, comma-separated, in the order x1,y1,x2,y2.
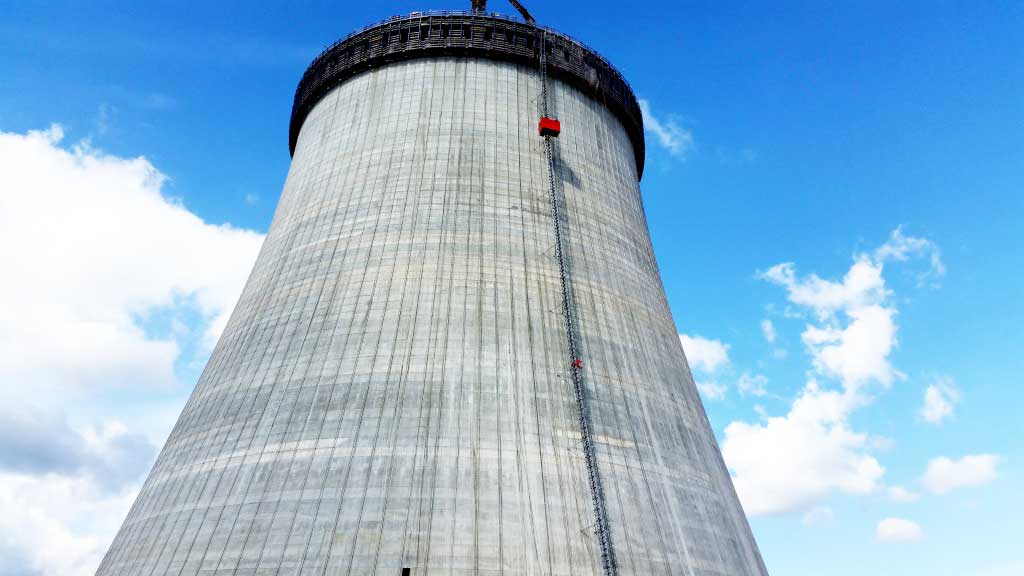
507,0,536,24
470,0,536,25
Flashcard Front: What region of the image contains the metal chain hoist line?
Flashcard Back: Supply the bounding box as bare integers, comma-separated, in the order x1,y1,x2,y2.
537,29,618,576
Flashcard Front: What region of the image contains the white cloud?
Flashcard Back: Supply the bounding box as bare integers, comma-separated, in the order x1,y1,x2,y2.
725,229,942,516
922,454,1000,494
0,125,263,393
679,334,731,374
801,506,834,526
638,99,695,159
759,258,887,322
876,517,924,542
696,380,728,401
760,319,777,343
801,304,899,390
737,372,769,397
874,226,945,281
0,393,152,576
920,378,960,425
0,125,262,389
0,125,263,576
723,381,884,515
886,485,921,503
760,243,909,396
0,472,140,576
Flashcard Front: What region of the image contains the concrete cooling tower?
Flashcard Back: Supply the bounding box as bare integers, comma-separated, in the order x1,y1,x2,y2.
97,10,768,576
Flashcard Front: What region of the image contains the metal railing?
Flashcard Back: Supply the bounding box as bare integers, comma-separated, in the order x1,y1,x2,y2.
288,11,646,178
307,10,635,95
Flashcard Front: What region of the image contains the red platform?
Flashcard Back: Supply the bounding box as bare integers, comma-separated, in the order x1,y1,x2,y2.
538,117,561,137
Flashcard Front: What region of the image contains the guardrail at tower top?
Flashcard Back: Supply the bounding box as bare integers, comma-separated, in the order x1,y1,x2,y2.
289,11,647,179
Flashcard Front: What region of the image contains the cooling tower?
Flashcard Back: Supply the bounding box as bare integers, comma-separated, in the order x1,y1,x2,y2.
97,11,768,576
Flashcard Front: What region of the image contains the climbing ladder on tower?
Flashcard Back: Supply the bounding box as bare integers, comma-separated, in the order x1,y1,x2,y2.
469,3,618,574
537,26,618,576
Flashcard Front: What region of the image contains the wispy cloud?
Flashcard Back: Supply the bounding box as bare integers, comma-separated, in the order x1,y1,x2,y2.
143,93,177,110
94,103,115,137
920,377,960,425
973,561,1024,576
679,334,730,373
696,381,728,401
874,226,946,285
876,517,924,542
802,506,834,526
680,333,730,401
886,485,920,503
922,454,999,494
737,372,769,397
638,99,695,159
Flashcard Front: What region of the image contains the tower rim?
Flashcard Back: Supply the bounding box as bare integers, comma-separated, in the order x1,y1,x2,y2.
288,10,646,180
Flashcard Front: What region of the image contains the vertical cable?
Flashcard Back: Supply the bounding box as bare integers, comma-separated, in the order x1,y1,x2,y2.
538,30,617,576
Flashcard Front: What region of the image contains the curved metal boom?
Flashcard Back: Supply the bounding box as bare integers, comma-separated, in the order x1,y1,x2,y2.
471,0,536,24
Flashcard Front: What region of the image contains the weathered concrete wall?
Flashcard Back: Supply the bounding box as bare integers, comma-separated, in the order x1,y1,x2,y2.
97,56,767,576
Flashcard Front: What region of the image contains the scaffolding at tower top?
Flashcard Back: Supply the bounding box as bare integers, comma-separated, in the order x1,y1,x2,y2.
288,12,646,178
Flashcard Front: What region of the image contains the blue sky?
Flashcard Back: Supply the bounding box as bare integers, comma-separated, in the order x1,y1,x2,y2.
0,1,1021,575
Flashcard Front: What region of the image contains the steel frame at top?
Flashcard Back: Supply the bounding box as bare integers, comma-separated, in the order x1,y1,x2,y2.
288,11,646,180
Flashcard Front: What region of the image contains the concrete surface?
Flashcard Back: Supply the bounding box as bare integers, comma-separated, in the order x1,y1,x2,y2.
96,56,767,576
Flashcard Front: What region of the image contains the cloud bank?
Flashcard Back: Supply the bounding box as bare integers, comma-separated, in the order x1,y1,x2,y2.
0,125,263,575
